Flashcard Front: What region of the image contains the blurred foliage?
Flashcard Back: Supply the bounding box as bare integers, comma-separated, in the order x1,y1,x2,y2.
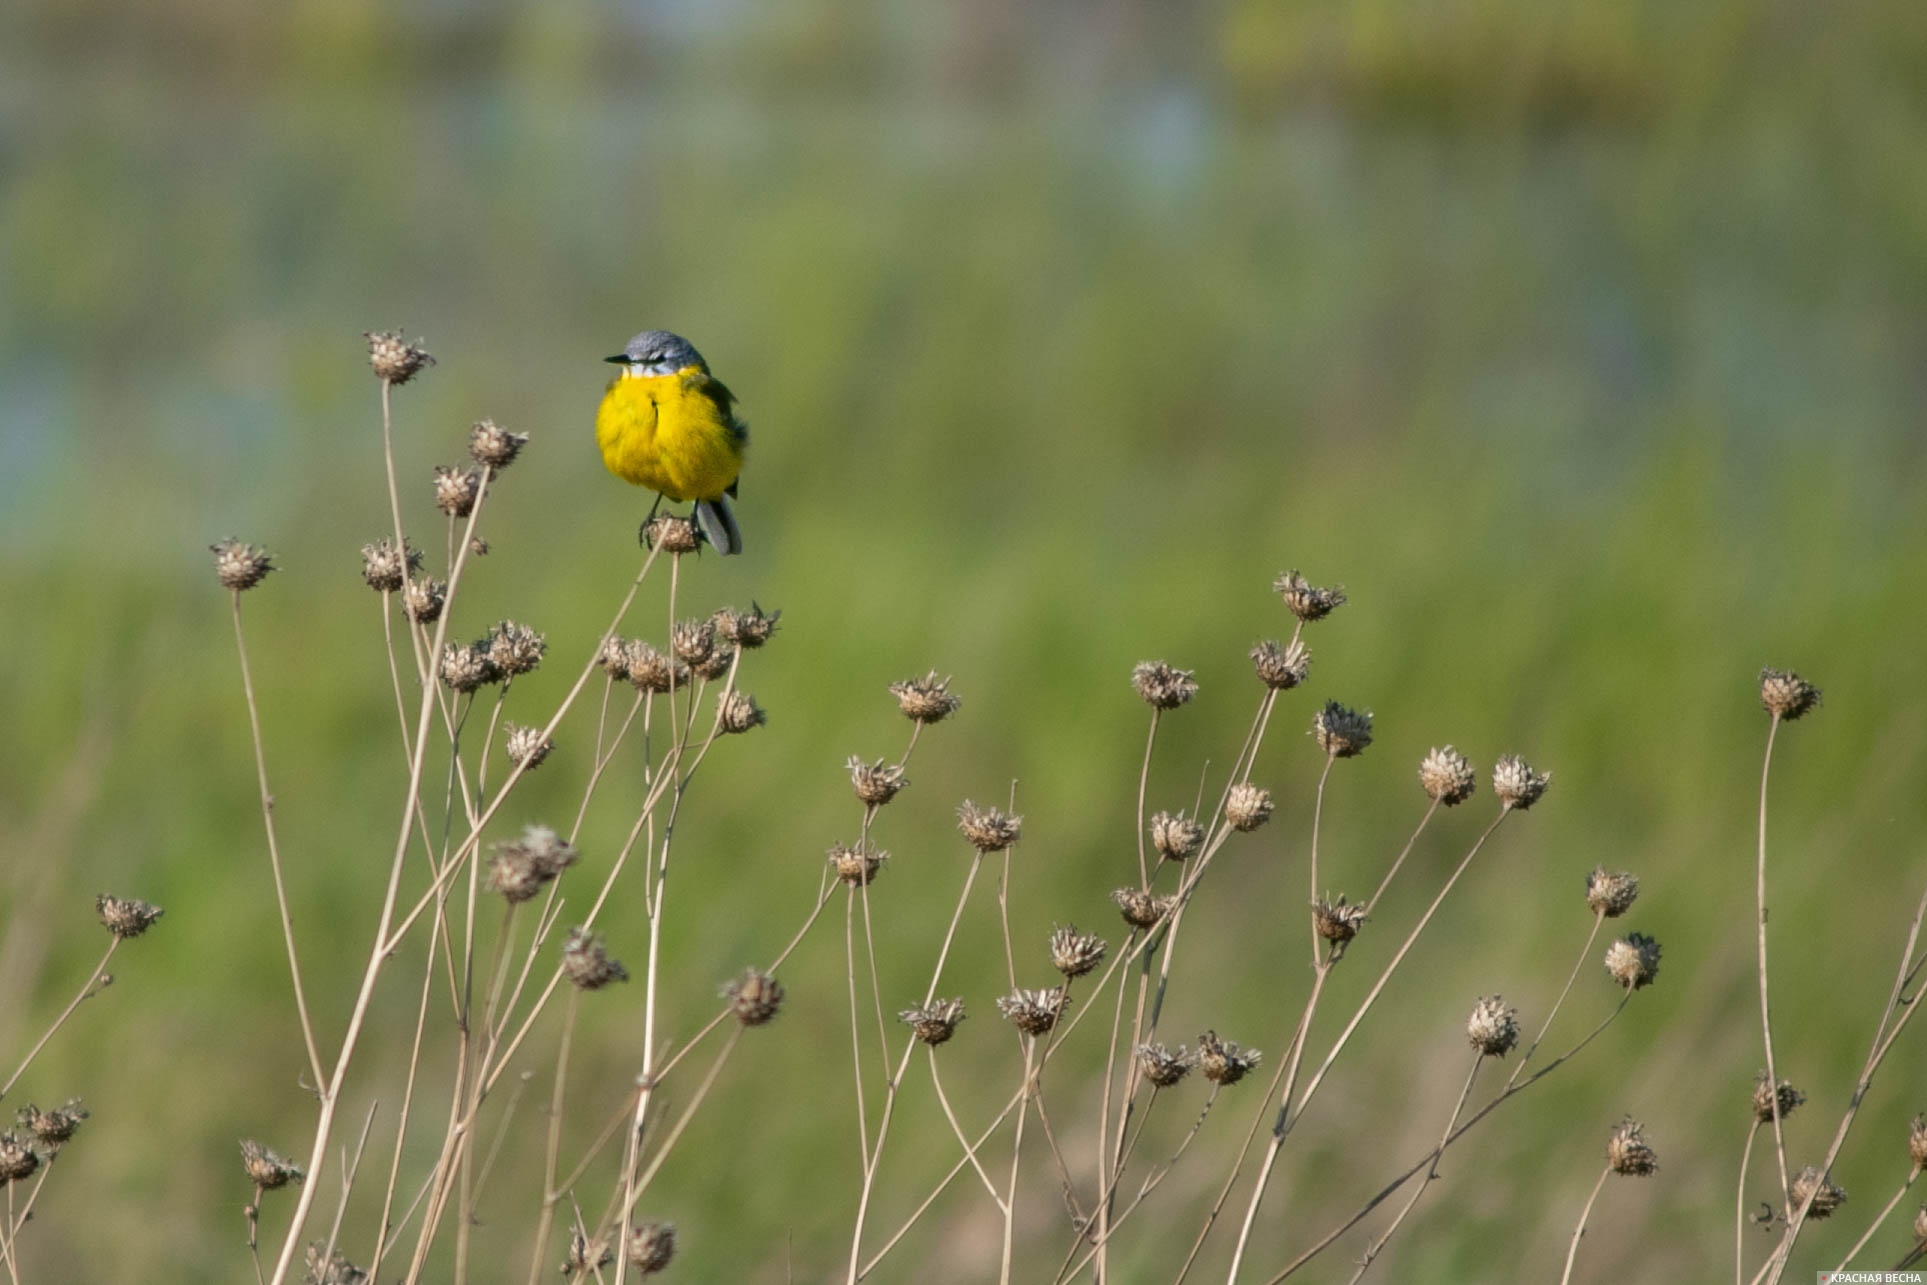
2,0,1925,1280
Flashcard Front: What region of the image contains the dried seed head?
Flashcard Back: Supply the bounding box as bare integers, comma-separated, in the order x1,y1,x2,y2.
997,987,1068,1035
724,969,784,1026
1274,570,1347,622
1250,638,1312,690
1604,932,1662,990
1418,746,1477,805
96,894,163,939
1112,886,1178,930
401,577,446,624
718,691,767,734
828,843,887,886
432,465,483,518
642,514,701,554
890,672,961,723
1197,1031,1263,1086
1915,1204,1927,1245
957,800,1023,852
364,329,434,385
1150,811,1205,862
1132,660,1199,710
439,641,500,693
17,1101,86,1150
1466,995,1520,1057
359,538,421,592
1311,896,1368,945
1759,668,1821,721
1751,1073,1806,1124
625,642,688,694
595,635,634,682
561,927,629,991
671,618,716,666
467,418,526,470
0,1134,36,1185
900,998,967,1046
211,538,275,591
487,621,546,677
469,536,489,556
625,1221,677,1275
305,1242,369,1285
1910,1115,1927,1170
848,757,909,807
691,640,736,681
486,826,579,904
240,1139,305,1190
714,603,781,649
1607,1118,1659,1176
1136,1043,1196,1088
1492,754,1551,810
1225,783,1274,832
1312,701,1373,758
1586,868,1640,918
503,723,553,770
562,1229,615,1275
1791,1166,1846,1218
1049,926,1108,979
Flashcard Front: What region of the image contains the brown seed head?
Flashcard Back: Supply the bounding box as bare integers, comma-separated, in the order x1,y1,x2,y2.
642,514,701,554
1604,932,1662,990
561,927,629,991
401,577,446,624
1150,811,1205,862
468,536,489,556
900,998,967,1046
1136,1042,1196,1088
1910,1115,1927,1170
1197,1031,1263,1086
1312,895,1368,945
305,1243,369,1285
625,1221,677,1275
848,757,908,807
1048,925,1108,979
1749,1073,1805,1124
1418,746,1477,805
625,641,688,694
724,969,784,1026
487,621,546,677
890,671,961,723
957,800,1023,852
997,987,1069,1035
690,639,735,681
1586,868,1640,918
1492,754,1551,810
359,538,420,592
1312,701,1373,758
562,1229,615,1276
1132,660,1199,710
96,894,163,939
1607,1118,1659,1176
211,538,275,592
1250,638,1312,690
1225,782,1274,832
1759,668,1821,721
503,723,553,770
0,1134,36,1185
432,465,482,518
827,843,887,886
486,826,578,904
240,1139,305,1190
714,603,781,648
671,618,716,667
364,329,434,385
1915,1203,1927,1245
467,418,526,470
594,635,633,682
1791,1166,1847,1218
718,690,767,734
17,1101,86,1150
1112,886,1178,930
439,642,500,693
1466,995,1520,1057
1274,570,1347,622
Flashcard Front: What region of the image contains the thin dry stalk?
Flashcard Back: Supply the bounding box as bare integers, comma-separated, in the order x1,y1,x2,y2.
1753,715,1793,1213
1,938,117,1099
1558,1166,1614,1285
1345,1053,1483,1281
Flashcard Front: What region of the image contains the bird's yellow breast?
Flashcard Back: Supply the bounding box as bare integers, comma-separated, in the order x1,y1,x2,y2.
595,369,746,502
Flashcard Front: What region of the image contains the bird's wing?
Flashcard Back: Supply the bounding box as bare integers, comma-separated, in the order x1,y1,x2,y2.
685,370,749,447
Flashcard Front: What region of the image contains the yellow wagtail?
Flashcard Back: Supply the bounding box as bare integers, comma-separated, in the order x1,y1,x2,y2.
595,329,748,555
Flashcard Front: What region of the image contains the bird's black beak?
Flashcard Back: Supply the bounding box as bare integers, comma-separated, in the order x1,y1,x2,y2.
603,354,629,364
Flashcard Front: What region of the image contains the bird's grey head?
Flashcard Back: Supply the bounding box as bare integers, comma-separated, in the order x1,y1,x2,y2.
607,330,707,376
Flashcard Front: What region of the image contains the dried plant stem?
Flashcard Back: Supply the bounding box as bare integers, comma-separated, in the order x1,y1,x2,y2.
928,1051,1008,1208
1830,1165,1920,1271
611,1025,743,1223
1058,1088,1221,1284
1506,912,1606,1089
1364,798,1440,912
845,892,874,1165
1,938,116,1099
229,592,327,1088
524,987,582,1285
1134,712,1161,888
1753,714,1793,1213
1002,1038,1037,1285
1558,1165,1614,1285
1306,753,1337,966
323,1102,380,1270
1345,1053,1482,1281
1736,1119,1761,1284
858,1086,1027,1278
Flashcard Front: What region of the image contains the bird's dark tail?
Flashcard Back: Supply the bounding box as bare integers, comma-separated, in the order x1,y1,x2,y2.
694,496,743,556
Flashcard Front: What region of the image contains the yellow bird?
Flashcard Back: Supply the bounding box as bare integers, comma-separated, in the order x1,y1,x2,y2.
595,329,748,555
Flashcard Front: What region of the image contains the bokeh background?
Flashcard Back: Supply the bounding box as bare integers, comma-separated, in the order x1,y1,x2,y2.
4,0,1926,1280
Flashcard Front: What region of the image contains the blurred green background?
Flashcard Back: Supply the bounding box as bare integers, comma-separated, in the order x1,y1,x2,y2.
4,0,1926,1280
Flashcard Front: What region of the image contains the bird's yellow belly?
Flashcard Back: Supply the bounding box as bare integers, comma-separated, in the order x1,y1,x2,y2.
595,374,743,502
